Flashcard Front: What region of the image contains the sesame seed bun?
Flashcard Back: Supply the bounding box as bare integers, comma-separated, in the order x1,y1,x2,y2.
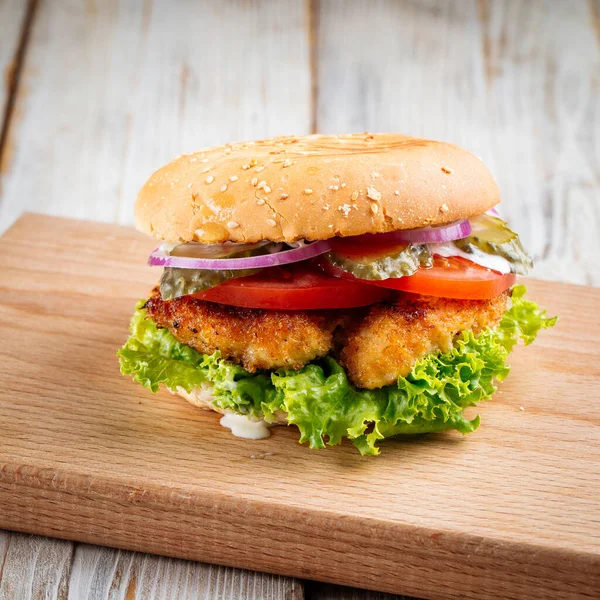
134,133,499,244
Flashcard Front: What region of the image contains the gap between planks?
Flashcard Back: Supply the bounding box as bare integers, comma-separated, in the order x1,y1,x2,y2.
0,0,37,174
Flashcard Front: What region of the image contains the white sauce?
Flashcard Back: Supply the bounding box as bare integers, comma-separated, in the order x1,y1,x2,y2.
428,242,512,274
219,413,272,440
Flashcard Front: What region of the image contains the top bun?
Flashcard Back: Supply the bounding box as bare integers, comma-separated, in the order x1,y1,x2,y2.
135,133,499,244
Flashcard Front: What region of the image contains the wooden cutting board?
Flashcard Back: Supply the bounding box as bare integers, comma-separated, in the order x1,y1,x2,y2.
0,214,598,600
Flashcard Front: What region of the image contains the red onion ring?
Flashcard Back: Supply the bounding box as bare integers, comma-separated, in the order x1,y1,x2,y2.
148,239,332,270
357,219,472,245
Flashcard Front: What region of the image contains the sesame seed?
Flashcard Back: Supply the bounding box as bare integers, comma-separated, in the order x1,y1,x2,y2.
371,172,381,178
341,183,347,188
249,159,258,167
201,158,209,163
323,204,330,210
255,165,265,172
280,193,289,199
242,164,250,170
351,191,359,201
366,186,382,201
441,166,453,174
257,198,265,205
371,202,379,214
394,190,400,195
189,157,198,163
205,175,214,184
519,406,525,411
328,185,339,191
263,185,271,193
282,159,293,168
224,147,232,154
251,177,258,186
187,183,193,189
220,184,228,192
229,175,238,182
440,203,449,213
339,204,352,216
304,188,313,194
202,167,212,173
257,180,267,190
227,221,239,228
266,219,277,227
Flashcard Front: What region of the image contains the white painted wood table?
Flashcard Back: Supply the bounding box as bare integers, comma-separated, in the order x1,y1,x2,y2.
0,1,598,598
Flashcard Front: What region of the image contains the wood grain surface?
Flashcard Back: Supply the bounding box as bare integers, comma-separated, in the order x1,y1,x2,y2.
0,214,598,600
0,533,73,600
0,1,598,599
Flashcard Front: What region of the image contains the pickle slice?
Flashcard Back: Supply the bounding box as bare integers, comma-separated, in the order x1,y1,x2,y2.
169,240,278,259
454,214,533,275
326,244,432,280
160,267,258,300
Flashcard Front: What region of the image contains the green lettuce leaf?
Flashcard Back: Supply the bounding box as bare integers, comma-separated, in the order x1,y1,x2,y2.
117,300,208,393
117,286,556,455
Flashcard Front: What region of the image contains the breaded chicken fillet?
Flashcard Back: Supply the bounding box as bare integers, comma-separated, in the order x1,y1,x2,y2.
145,289,508,389
337,293,509,388
144,288,343,371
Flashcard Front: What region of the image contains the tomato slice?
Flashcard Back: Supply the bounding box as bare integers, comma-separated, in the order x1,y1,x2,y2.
322,255,516,300
193,263,392,310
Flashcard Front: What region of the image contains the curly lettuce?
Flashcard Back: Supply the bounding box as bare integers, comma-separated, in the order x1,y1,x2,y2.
117,285,556,455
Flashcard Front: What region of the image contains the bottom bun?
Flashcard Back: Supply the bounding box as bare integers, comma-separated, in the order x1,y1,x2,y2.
171,385,288,425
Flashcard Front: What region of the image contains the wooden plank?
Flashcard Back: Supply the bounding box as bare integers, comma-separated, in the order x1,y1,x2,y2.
315,0,600,286
0,0,311,233
0,214,598,600
67,543,303,600
0,0,28,122
0,533,73,600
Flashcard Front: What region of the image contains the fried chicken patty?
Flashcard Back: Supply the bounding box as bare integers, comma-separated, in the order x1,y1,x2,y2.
337,293,508,389
145,289,508,389
144,288,343,371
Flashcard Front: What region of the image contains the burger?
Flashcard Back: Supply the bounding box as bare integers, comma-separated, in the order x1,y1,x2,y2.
118,133,556,455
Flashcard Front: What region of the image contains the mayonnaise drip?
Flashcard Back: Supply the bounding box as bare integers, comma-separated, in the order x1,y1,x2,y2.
428,242,512,274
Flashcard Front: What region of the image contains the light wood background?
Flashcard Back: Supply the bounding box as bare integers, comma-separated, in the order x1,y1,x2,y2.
0,1,598,599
